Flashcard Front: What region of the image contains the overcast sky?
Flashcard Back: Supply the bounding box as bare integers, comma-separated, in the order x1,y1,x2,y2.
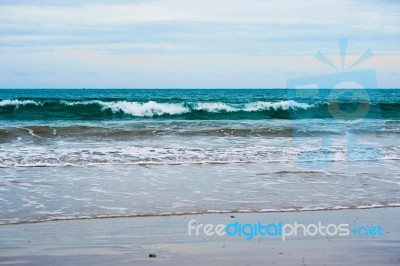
0,0,399,88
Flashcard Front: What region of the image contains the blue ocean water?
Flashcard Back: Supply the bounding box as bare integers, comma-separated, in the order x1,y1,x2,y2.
0,89,399,121
0,89,399,224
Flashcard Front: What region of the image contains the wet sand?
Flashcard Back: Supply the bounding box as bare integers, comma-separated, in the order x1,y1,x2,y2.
0,208,399,266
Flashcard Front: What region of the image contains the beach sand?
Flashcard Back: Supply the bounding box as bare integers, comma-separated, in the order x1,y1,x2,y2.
0,208,399,265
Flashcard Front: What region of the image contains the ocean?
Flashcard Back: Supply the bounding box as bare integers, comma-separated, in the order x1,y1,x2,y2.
0,89,399,224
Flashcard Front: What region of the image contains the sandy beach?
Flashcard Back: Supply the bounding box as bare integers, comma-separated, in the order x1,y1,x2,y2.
1,208,399,265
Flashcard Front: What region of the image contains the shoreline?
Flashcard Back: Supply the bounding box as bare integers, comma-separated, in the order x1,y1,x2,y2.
1,208,399,265
1,205,400,226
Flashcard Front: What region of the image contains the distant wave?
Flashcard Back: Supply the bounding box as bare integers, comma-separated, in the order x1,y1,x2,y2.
1,99,395,120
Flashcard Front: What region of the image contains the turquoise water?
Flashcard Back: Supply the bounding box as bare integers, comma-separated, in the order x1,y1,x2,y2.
0,89,399,224
0,89,399,121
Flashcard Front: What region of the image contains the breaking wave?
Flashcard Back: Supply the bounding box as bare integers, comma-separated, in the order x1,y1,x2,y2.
0,99,390,120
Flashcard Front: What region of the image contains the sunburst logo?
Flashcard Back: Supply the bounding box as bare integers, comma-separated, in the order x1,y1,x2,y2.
316,39,373,72
286,39,381,169
287,39,377,90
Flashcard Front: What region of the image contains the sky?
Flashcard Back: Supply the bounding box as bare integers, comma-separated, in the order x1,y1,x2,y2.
0,0,399,88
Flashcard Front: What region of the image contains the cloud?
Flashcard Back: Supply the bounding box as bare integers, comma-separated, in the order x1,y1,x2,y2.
0,0,155,7
0,0,399,87
0,0,399,53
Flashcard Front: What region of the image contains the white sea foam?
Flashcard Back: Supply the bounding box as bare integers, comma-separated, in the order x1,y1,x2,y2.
1,143,399,168
192,100,313,113
19,127,43,138
0,99,39,107
60,100,99,106
194,102,239,112
244,100,313,111
99,101,189,117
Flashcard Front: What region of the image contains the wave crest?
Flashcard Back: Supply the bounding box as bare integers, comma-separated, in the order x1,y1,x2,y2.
1,99,314,117
0,99,39,107
0,99,387,119
99,101,189,117
244,100,313,112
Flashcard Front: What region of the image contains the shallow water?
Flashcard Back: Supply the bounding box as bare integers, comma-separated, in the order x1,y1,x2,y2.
0,89,399,224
